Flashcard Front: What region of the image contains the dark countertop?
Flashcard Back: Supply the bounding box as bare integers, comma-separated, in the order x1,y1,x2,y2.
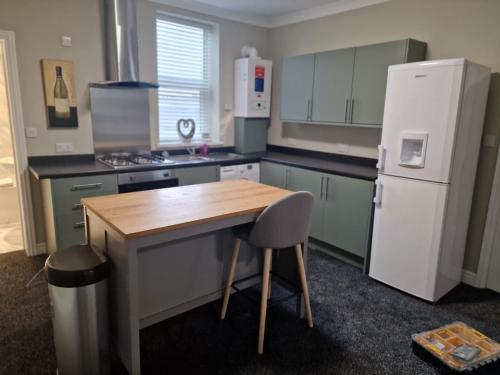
261,151,377,181
29,146,377,181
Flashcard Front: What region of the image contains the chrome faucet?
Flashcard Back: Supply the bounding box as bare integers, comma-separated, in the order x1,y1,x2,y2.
187,146,196,155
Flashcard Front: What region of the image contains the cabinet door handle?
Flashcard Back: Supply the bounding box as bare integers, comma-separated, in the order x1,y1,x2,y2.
373,179,383,207
72,203,83,211
344,99,349,123
325,177,330,200
70,183,103,191
285,169,289,189
350,99,355,123
320,176,324,200
307,99,313,120
73,221,85,229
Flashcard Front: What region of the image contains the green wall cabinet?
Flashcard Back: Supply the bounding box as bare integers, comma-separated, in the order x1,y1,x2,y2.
280,54,315,122
175,165,220,186
41,174,118,253
280,38,426,127
260,161,374,259
311,48,355,124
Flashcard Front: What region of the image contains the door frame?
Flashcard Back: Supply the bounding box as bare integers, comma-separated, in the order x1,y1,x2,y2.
0,30,37,256
476,146,500,288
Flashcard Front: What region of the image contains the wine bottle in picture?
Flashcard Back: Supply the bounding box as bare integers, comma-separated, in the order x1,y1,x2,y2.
53,66,70,119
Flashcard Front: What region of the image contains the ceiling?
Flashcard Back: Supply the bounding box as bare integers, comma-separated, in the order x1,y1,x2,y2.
150,0,390,28
194,0,342,17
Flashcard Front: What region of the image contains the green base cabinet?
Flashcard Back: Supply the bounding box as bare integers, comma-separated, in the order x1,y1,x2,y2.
175,165,220,186
260,161,287,189
41,174,118,253
286,166,324,240
322,174,374,258
260,161,374,259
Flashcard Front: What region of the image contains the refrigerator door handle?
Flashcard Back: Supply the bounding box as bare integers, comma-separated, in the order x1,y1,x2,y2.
373,179,383,207
376,145,386,171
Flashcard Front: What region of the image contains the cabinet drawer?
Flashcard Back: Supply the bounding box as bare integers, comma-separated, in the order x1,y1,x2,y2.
52,174,118,215
55,212,87,250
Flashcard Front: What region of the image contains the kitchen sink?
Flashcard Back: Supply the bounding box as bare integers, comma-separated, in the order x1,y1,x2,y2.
199,153,245,161
163,155,207,163
164,153,244,164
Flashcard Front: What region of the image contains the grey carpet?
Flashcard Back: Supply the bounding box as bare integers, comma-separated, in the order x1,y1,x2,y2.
1,249,499,375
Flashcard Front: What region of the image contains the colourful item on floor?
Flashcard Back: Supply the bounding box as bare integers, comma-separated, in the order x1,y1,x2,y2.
412,321,500,372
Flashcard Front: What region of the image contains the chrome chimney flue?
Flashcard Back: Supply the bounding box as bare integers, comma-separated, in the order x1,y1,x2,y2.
90,0,158,88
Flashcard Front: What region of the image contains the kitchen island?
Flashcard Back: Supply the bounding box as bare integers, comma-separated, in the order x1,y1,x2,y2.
82,180,305,374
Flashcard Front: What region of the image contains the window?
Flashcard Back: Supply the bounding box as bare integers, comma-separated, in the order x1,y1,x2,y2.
156,14,218,145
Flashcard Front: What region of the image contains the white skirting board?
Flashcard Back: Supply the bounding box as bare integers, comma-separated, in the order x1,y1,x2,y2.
34,242,47,255
461,269,478,287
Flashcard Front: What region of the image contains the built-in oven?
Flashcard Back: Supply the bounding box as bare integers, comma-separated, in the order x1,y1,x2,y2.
117,169,178,193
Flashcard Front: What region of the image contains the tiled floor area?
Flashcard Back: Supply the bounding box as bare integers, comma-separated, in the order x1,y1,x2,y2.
0,222,23,253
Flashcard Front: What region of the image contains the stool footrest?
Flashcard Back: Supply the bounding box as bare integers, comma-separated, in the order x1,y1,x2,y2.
231,271,302,311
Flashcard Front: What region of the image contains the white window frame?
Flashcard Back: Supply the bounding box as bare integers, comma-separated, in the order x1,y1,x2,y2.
152,11,220,149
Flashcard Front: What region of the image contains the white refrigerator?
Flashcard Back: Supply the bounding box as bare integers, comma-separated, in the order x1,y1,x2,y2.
369,59,491,302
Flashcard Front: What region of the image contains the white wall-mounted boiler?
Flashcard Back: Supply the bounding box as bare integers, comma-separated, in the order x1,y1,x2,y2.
234,58,272,118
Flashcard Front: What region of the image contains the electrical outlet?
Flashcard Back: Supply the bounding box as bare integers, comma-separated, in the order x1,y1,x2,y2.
287,138,297,146
25,127,38,138
55,142,74,153
336,143,350,153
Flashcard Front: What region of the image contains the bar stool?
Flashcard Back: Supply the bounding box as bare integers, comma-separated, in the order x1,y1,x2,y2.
220,191,314,354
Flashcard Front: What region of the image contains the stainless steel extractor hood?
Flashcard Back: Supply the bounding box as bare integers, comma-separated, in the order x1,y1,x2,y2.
90,0,158,88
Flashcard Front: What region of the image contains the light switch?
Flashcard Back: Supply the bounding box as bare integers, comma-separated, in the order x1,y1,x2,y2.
55,142,74,153
25,127,38,138
61,36,72,47
223,103,232,112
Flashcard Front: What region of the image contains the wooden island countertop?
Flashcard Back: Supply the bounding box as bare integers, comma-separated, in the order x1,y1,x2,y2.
81,179,291,239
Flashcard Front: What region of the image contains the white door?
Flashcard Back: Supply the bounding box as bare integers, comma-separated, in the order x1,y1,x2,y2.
369,174,448,301
379,61,464,183
487,242,500,293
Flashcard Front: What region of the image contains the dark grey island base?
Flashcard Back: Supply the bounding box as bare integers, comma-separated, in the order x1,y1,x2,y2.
29,145,377,181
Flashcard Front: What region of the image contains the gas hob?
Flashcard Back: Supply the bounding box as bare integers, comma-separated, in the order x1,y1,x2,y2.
97,152,175,169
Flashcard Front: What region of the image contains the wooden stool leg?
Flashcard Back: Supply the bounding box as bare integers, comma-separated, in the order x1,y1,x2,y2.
258,247,272,354
295,244,313,328
220,238,241,320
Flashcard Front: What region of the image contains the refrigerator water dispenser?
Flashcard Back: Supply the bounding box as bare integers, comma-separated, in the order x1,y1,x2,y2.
399,132,428,168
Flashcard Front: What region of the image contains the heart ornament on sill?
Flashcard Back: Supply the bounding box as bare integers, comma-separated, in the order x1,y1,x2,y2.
177,118,196,141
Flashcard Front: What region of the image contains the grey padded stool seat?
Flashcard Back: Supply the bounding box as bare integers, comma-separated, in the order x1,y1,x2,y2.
220,191,314,354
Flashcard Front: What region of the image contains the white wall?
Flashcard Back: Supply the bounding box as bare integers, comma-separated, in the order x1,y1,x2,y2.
266,0,500,272
0,0,104,156
267,0,500,160
137,0,269,147
0,0,268,156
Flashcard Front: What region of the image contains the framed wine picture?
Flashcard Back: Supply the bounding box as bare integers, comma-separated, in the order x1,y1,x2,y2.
41,59,79,128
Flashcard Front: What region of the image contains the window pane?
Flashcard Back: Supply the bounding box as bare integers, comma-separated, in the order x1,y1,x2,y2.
156,16,213,143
